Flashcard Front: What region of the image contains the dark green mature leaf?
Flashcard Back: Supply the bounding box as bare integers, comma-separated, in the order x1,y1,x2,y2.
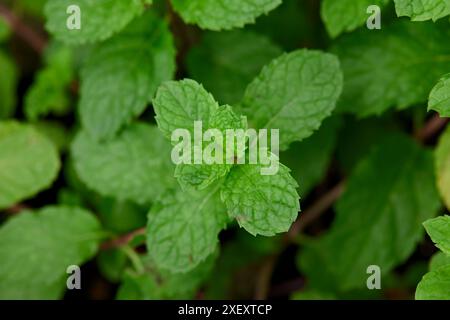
395,0,450,21
0,122,60,209
45,0,147,45
0,206,102,299
221,163,299,236
321,0,389,38
146,186,228,272
335,21,450,117
187,30,282,104
241,49,343,150
80,13,175,140
72,123,175,205
300,134,441,291
429,73,450,117
170,0,281,30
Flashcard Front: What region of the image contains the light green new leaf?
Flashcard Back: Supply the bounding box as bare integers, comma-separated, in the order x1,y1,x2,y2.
80,13,175,140
395,0,450,21
416,264,450,299
436,126,450,209
300,134,441,291
335,21,450,117
170,0,281,30
221,163,299,236
0,51,17,119
241,49,343,150
0,206,102,299
423,216,450,255
71,123,175,205
146,186,228,272
430,252,450,270
187,30,282,104
429,73,450,117
0,122,60,209
154,79,219,140
25,46,74,121
321,0,389,38
45,0,147,45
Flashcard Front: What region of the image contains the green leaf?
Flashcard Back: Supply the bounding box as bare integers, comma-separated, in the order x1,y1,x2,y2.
335,21,450,117
146,186,228,272
415,264,450,299
0,122,60,210
300,134,441,291
170,0,281,30
25,46,74,121
395,0,450,21
45,0,147,45
32,121,71,152
423,215,450,255
0,51,17,119
241,49,343,150
436,126,450,210
97,249,128,283
80,13,175,140
428,73,450,117
321,0,389,38
282,117,341,196
71,123,175,205
174,105,247,190
0,206,102,299
430,252,450,270
187,30,282,104
220,162,299,236
0,16,11,42
154,79,219,140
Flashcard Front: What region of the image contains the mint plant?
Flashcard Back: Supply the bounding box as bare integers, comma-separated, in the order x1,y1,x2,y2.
0,0,449,300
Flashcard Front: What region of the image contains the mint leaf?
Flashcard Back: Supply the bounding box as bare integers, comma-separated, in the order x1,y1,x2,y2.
79,13,175,140
415,264,450,299
321,0,389,38
335,21,450,117
241,49,343,150
146,187,228,272
423,216,450,255
0,16,10,42
0,206,102,299
187,30,282,104
71,123,175,205
25,46,74,121
395,0,450,21
430,252,450,270
170,0,281,30
429,73,450,117
436,126,450,210
300,134,441,291
0,122,60,209
0,51,17,119
154,79,219,139
45,0,147,45
220,163,299,236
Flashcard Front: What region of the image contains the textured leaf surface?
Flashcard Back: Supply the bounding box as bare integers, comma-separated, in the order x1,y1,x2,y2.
436,126,450,210
300,134,441,291
72,123,175,204
241,49,343,150
416,264,450,299
423,216,450,255
80,13,175,140
187,30,282,104
146,187,228,272
0,206,102,299
221,163,299,236
429,73,450,117
170,0,281,30
45,0,146,45
395,0,450,21
321,0,389,38
335,21,450,117
0,51,17,119
0,122,60,209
